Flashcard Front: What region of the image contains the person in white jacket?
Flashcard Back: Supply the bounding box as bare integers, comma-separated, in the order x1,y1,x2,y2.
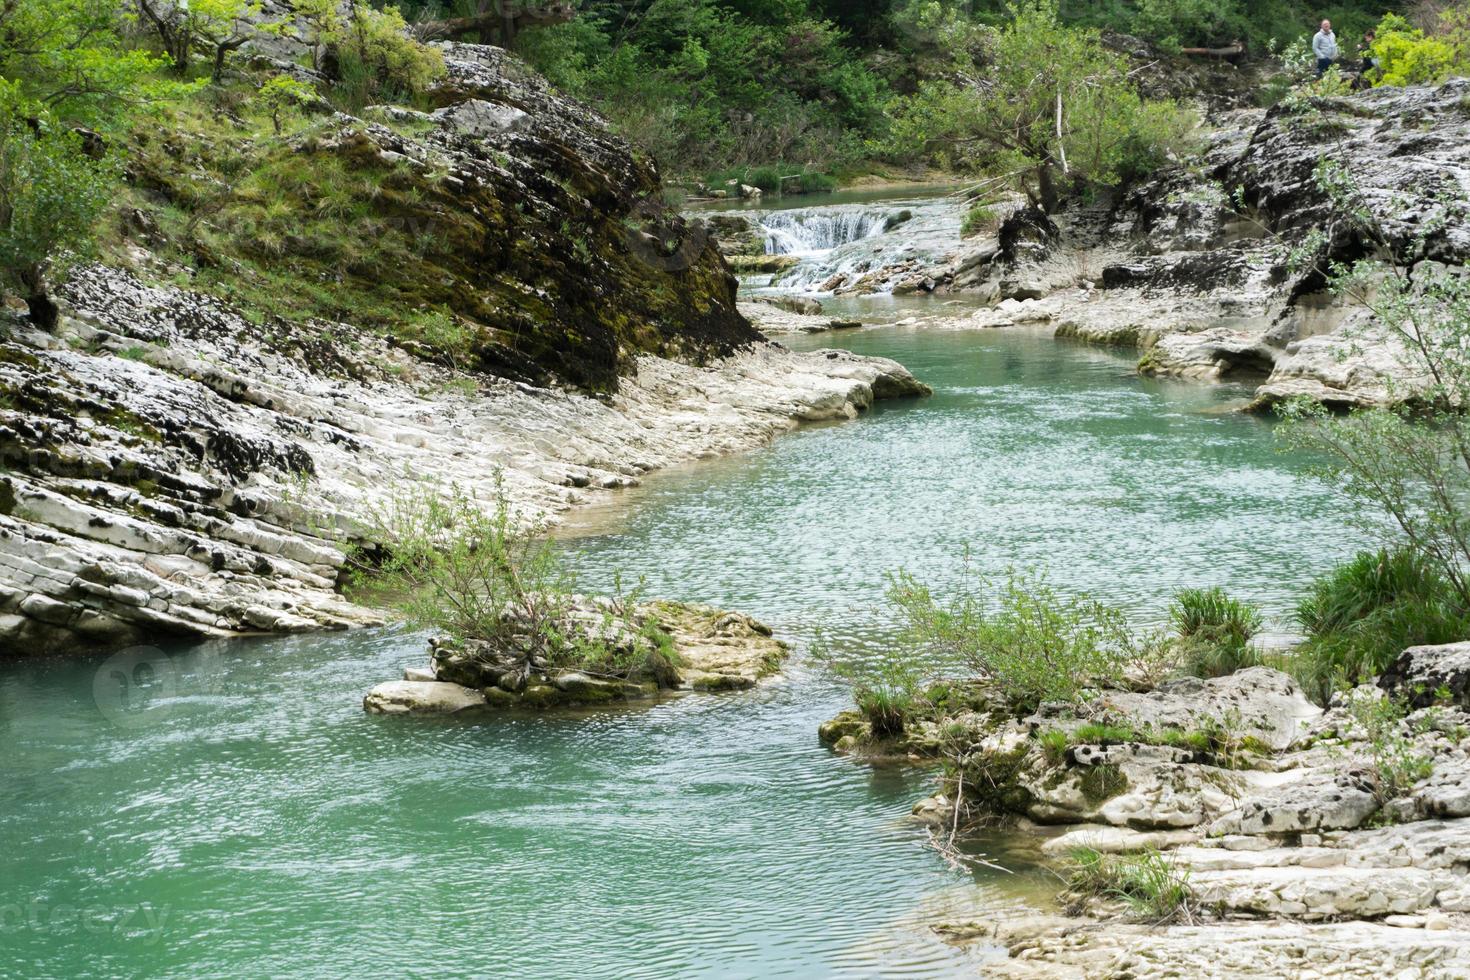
1313,20,1339,76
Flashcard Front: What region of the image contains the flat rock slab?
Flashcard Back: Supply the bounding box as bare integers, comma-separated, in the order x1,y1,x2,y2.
364,681,488,715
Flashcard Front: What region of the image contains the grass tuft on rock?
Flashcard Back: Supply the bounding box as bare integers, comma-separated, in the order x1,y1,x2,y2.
1064,847,1194,923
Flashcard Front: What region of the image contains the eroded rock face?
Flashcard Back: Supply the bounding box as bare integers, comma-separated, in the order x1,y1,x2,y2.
0,266,926,656
1380,641,1470,709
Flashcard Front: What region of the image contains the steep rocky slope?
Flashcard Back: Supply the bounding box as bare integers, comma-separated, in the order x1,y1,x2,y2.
128,42,757,391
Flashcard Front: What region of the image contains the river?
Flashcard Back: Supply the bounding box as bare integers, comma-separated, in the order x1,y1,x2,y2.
0,192,1369,979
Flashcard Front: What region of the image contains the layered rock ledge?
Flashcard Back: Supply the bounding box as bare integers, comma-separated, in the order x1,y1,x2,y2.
826,644,1470,977
0,266,926,655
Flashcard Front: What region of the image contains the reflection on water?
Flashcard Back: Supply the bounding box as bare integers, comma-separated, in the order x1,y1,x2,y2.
0,324,1365,979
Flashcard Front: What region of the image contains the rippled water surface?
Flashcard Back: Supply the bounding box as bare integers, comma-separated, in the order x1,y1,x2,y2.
1,324,1367,979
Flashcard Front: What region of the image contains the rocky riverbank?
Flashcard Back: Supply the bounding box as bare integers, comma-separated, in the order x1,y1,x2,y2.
0,30,936,657
0,273,926,656
958,82,1470,407
823,643,1470,977
710,80,1470,409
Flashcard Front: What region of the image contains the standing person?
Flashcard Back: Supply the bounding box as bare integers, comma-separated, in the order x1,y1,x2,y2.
1313,19,1339,76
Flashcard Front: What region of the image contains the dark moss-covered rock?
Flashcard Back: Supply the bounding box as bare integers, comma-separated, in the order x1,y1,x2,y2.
127,42,758,393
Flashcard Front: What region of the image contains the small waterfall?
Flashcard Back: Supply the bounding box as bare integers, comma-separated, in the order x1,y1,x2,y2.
760,209,890,255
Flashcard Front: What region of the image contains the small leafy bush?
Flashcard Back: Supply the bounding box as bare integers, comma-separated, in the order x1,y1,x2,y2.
1342,689,1434,805
352,479,674,683
1369,12,1470,87
887,566,1137,712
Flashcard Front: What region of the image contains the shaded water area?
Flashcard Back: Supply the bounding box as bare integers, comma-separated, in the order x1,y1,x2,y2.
1,255,1373,976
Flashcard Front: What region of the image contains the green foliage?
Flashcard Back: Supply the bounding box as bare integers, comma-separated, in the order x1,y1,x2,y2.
0,0,172,127
353,479,675,682
0,89,120,324
747,166,782,193
512,0,887,174
1369,11,1470,87
1041,713,1265,769
1036,728,1070,763
1065,847,1193,922
1342,688,1435,804
959,202,996,238
883,1,1196,205
1169,586,1265,678
1275,161,1470,704
887,565,1140,712
255,76,316,134
819,641,935,738
1288,549,1470,703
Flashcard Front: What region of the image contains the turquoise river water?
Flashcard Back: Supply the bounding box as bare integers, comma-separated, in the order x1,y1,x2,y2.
1,321,1370,978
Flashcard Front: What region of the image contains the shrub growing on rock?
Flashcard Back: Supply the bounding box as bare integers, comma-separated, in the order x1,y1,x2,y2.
1290,549,1470,704
1340,688,1435,806
886,567,1138,711
1064,847,1193,923
353,481,677,686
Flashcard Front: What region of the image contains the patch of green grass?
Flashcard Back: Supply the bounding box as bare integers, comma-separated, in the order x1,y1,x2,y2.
1065,847,1193,923
1290,549,1470,704
960,202,996,238
1169,587,1264,679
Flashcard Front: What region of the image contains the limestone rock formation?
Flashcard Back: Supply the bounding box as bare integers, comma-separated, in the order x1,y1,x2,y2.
936,81,1470,407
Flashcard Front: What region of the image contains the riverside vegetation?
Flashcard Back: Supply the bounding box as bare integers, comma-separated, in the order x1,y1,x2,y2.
6,0,1470,976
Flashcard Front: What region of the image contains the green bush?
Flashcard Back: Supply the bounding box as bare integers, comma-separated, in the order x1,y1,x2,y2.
1369,12,1470,87
1065,847,1193,922
352,480,675,683
747,167,782,193
1342,688,1435,805
796,172,838,193
1290,549,1470,703
887,567,1138,712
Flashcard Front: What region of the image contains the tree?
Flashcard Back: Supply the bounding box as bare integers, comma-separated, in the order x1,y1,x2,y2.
885,0,1195,209
0,91,118,328
0,0,167,125
255,75,315,133
136,0,280,83
0,0,166,328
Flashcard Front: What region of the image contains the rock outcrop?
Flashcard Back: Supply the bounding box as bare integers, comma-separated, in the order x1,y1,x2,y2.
363,600,788,714
831,659,1470,977
0,265,926,656
0,37,935,657
933,81,1470,407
